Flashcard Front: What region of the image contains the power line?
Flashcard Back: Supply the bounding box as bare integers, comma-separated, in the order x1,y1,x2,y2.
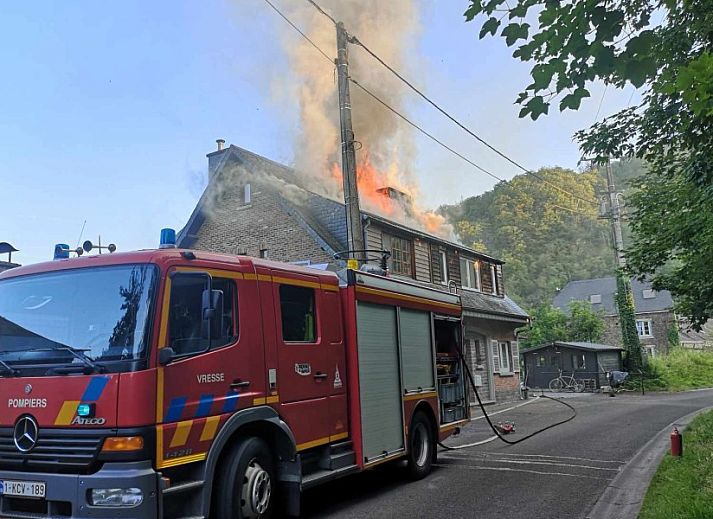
305,0,336,24
302,0,598,206
350,78,504,184
262,0,333,64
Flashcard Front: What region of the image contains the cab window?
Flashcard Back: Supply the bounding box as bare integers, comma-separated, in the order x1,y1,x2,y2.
279,285,316,342
168,276,237,355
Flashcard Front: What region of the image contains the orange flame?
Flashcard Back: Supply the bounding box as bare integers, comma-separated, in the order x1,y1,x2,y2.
330,151,450,237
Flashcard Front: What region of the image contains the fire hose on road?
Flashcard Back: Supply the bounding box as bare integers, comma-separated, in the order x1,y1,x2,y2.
438,350,578,450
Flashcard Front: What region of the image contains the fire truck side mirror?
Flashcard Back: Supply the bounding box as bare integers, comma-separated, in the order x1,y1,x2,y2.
201,289,225,341
158,347,175,366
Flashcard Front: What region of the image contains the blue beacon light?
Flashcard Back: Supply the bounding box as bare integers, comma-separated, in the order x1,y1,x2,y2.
53,244,70,260
159,228,177,249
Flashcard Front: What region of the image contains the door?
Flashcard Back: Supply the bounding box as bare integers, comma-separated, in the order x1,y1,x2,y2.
356,302,404,463
157,269,262,468
273,272,332,448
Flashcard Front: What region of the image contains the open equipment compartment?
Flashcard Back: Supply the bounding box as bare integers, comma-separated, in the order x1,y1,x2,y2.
435,317,467,423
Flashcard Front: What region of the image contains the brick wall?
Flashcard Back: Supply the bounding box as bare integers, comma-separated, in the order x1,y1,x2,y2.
191,180,334,264
494,374,520,403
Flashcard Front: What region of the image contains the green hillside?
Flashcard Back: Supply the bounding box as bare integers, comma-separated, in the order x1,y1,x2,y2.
441,161,643,307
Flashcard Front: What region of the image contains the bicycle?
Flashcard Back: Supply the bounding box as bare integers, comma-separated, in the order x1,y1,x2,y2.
548,370,585,393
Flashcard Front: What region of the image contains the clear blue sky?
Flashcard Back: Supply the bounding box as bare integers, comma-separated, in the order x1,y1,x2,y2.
0,1,636,266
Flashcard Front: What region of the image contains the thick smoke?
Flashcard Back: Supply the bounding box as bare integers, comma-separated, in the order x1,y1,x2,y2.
275,0,452,237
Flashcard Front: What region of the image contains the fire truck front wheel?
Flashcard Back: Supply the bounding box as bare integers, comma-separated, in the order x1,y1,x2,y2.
406,411,434,480
213,437,276,519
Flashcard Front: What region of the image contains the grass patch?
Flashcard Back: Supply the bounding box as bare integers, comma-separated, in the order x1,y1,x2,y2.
629,348,713,392
639,409,713,519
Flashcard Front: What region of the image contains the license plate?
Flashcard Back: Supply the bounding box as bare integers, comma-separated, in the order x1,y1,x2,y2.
0,480,46,499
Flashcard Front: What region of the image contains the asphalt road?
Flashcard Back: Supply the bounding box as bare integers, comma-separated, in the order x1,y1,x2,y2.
301,389,713,519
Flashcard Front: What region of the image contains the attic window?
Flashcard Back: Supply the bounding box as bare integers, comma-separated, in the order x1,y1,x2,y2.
642,289,656,299
590,294,602,304
244,183,252,204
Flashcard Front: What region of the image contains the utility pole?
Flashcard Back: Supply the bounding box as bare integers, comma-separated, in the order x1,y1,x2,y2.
336,21,365,263
604,158,625,267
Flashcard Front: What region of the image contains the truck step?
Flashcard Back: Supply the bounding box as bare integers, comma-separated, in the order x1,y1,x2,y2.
329,440,353,455
163,479,204,496
318,449,356,470
302,464,359,490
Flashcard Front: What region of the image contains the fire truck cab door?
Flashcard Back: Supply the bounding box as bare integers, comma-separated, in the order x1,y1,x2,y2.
157,269,262,466
272,271,336,448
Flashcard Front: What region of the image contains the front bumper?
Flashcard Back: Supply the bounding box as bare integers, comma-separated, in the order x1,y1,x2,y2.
0,461,159,519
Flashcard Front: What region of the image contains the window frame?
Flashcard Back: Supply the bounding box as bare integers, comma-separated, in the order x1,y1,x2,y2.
498,341,511,373
278,284,318,344
572,352,586,370
167,273,239,358
636,319,653,337
460,258,482,291
439,250,448,285
388,234,414,278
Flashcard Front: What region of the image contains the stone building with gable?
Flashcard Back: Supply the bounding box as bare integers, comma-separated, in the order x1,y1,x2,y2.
178,142,529,403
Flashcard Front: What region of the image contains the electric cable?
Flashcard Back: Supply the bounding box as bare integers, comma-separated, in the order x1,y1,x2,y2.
438,348,577,450
350,78,505,184
262,0,334,65
302,0,598,207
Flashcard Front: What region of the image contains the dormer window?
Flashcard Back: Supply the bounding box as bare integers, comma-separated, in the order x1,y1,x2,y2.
590,294,602,304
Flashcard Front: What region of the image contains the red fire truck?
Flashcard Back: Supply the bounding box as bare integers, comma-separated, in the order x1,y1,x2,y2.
0,236,468,518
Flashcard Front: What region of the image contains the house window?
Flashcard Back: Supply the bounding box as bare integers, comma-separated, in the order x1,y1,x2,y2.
572,353,586,370
636,319,653,337
279,285,316,342
490,265,498,295
498,342,511,372
389,235,413,277
643,345,656,357
590,294,602,304
244,183,252,204
439,250,448,285
459,258,481,290
550,355,560,368
536,354,545,367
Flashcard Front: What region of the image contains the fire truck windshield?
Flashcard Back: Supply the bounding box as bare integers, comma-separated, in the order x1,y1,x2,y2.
0,264,157,374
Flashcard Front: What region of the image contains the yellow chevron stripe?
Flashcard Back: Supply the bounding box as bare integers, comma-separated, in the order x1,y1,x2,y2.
200,416,221,442
54,401,80,426
158,452,207,469
169,420,193,448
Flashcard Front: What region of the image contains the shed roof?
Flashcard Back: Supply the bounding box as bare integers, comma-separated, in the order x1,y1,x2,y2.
523,341,623,354
552,276,674,316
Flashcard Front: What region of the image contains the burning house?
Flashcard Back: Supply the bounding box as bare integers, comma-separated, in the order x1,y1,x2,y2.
177,143,529,403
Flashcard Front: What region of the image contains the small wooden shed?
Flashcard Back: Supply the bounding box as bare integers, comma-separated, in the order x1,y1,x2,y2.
522,341,624,391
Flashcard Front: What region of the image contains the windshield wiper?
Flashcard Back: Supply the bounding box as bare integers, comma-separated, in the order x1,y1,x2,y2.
0,359,19,377
0,345,106,375
49,346,106,374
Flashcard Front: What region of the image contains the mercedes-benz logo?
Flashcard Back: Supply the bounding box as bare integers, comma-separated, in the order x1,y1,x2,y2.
13,416,39,453
24,384,32,394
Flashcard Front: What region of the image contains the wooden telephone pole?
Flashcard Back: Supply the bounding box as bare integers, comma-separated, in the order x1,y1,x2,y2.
336,21,365,261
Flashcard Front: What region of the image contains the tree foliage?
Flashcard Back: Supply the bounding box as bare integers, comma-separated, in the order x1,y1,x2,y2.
464,0,713,326
520,301,605,349
615,272,642,369
441,166,616,307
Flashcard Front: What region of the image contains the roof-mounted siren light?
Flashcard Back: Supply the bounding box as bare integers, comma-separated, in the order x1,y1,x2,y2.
53,244,70,261
160,228,177,249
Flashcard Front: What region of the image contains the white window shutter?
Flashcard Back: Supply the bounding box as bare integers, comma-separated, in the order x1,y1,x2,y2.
491,340,500,374
511,341,520,372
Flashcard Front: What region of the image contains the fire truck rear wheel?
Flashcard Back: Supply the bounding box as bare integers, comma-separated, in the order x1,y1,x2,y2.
214,436,275,519
406,412,434,480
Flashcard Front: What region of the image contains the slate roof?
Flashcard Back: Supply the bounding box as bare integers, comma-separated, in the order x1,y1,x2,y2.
552,276,674,316
525,341,623,354
461,290,529,321
177,145,501,264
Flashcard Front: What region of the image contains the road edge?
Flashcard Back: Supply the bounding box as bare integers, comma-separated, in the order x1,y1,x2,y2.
586,404,713,519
